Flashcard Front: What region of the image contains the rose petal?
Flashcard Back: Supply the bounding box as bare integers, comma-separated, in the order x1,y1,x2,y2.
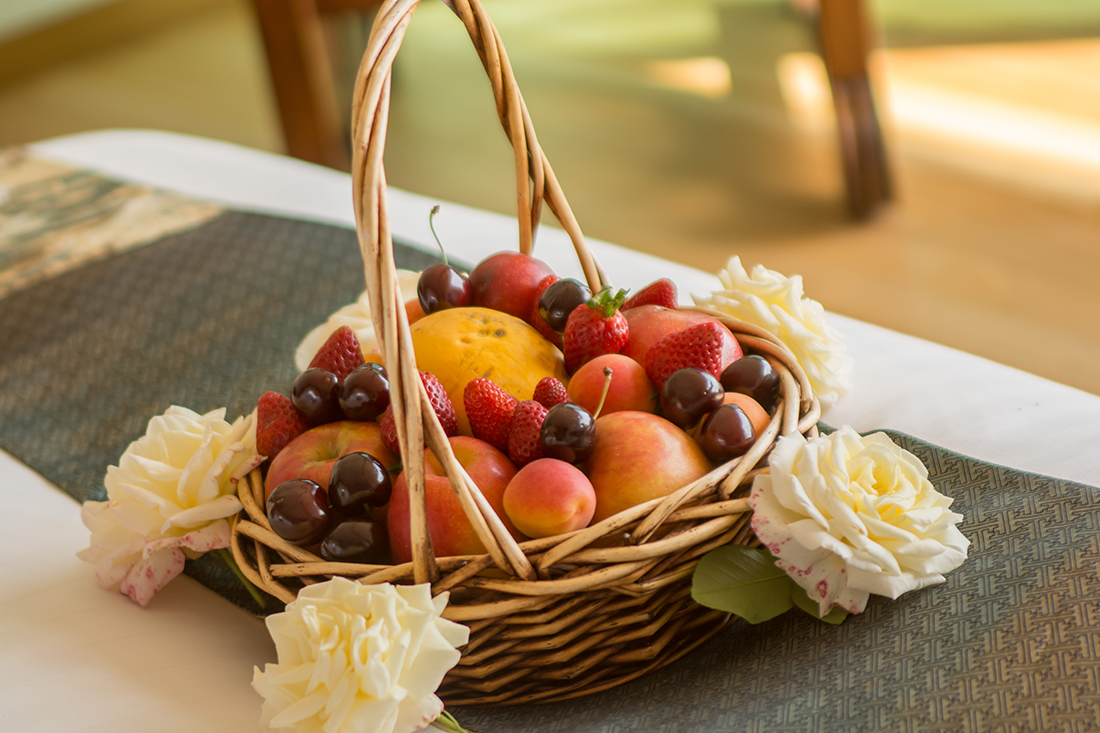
119,546,187,606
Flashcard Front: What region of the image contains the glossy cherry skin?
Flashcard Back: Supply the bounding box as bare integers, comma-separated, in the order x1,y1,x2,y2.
540,402,596,464
698,404,756,463
266,479,333,546
538,278,592,333
660,367,724,429
328,451,392,517
319,520,389,564
720,355,780,413
339,363,390,422
291,368,343,425
417,263,472,314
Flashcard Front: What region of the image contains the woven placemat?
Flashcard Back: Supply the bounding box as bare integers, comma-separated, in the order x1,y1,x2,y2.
0,207,442,614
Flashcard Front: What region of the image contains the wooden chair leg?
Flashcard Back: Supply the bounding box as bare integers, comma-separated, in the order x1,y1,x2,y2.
817,0,891,218
251,0,349,170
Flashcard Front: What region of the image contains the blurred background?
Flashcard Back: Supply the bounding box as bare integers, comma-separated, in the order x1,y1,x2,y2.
2,0,1098,395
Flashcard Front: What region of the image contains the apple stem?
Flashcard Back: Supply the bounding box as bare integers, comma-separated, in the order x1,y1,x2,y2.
593,367,613,420
428,204,449,267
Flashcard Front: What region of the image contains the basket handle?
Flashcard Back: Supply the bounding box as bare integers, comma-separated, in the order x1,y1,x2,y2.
354,0,604,583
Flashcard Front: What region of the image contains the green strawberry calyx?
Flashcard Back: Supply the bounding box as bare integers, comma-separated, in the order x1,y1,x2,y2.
585,287,629,318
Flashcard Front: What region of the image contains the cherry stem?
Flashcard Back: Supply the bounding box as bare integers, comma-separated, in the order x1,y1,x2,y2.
428,204,448,267
593,367,613,420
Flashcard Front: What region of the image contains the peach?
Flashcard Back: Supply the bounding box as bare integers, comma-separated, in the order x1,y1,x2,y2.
585,411,713,523
503,459,597,538
567,354,658,415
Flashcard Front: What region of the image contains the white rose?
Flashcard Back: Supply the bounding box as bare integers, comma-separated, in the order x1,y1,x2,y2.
77,406,263,606
295,270,421,371
252,579,469,733
750,426,969,616
693,256,853,406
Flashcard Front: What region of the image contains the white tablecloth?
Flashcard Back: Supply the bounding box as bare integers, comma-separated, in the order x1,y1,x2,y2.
4,129,1099,732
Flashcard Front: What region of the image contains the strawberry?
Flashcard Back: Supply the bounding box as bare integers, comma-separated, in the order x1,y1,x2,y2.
308,325,364,381
529,274,563,348
419,370,459,436
562,287,629,373
378,370,458,457
644,321,740,389
532,377,570,409
255,391,308,460
508,400,548,468
464,378,518,452
380,405,400,456
623,278,678,311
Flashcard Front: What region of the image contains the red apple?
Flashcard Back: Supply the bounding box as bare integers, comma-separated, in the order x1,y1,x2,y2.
468,251,555,321
619,305,717,364
567,354,658,415
264,421,396,502
503,458,597,538
388,436,521,563
584,411,712,523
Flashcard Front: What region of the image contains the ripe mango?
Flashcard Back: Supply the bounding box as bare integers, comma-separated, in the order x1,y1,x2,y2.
410,307,567,434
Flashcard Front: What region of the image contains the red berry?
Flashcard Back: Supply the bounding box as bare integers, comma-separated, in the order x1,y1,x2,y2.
380,406,400,456
508,400,548,468
308,326,364,382
464,378,518,452
562,288,629,373
532,377,570,409
623,278,678,311
644,321,742,389
378,371,458,457
418,370,458,436
256,391,309,460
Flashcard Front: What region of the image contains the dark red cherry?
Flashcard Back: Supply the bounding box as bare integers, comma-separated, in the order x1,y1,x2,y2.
319,520,389,564
266,479,333,546
339,363,390,421
720,355,780,412
660,367,724,429
291,368,342,425
539,402,596,464
417,263,472,314
699,404,756,463
538,278,592,333
328,452,392,517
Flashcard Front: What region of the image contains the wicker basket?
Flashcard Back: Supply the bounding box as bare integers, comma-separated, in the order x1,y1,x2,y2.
230,0,821,707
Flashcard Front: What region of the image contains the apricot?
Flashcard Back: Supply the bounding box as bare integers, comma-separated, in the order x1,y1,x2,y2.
568,354,657,415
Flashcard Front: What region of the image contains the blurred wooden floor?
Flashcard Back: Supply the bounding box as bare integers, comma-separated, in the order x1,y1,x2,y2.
0,0,1097,396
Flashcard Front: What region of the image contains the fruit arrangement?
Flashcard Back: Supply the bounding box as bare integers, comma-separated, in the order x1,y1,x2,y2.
228,0,821,708
247,244,801,568
232,236,821,703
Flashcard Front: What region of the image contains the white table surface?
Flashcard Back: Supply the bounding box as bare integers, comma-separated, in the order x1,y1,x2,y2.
4,129,1100,732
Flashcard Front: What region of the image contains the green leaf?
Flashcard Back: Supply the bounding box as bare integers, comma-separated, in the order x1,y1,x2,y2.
691,546,794,624
790,582,850,625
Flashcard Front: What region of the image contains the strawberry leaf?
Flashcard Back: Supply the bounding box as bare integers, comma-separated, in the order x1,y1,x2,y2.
585,287,629,317
691,545,794,624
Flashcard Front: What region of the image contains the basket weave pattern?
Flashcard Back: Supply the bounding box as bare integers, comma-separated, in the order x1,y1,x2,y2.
230,0,821,706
